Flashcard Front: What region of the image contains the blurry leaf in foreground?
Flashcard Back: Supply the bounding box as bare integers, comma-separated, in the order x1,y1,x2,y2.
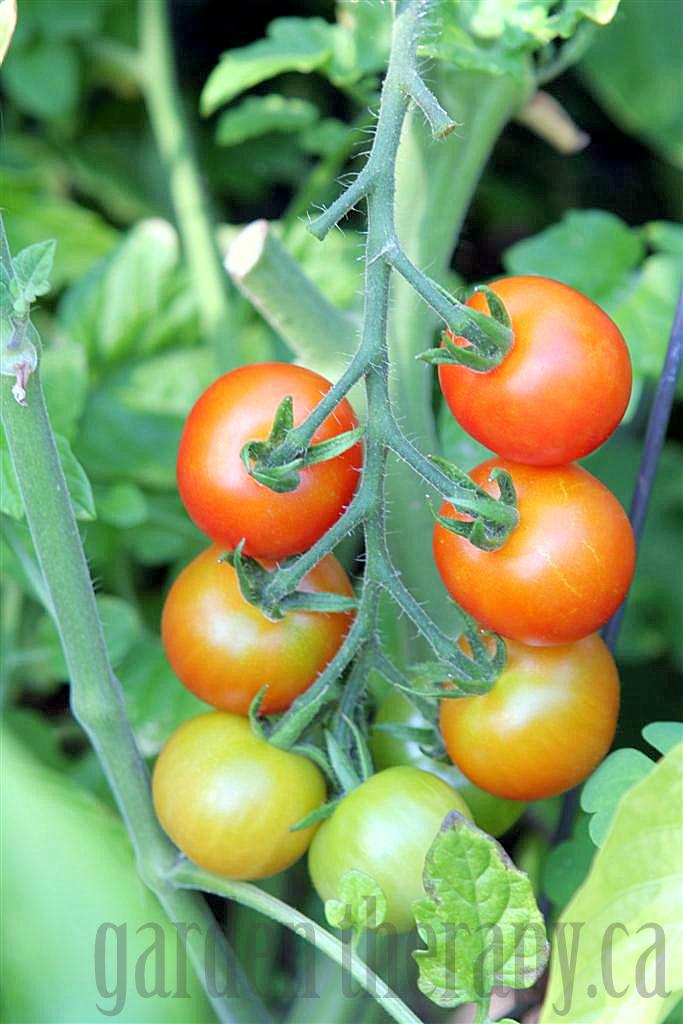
216,94,319,147
540,743,683,1023
413,812,548,1014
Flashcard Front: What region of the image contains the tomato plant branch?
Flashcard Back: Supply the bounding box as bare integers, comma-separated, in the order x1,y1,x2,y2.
170,859,423,1024
138,0,238,370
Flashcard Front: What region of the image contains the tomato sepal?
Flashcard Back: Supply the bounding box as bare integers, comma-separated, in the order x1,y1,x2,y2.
290,797,342,833
240,394,363,494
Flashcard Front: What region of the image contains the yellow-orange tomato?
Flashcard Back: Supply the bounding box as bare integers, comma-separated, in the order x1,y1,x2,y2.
177,363,362,560
162,544,354,716
153,713,326,879
440,634,620,800
439,276,632,466
433,458,635,646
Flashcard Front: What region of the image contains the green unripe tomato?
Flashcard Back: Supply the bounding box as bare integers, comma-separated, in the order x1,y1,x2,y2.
308,765,471,933
370,690,526,837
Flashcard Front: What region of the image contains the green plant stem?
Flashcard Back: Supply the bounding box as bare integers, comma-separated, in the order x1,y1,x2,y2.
0,365,267,1024
138,0,236,370
171,860,423,1024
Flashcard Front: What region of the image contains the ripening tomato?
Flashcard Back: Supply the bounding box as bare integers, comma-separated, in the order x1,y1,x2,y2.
162,544,354,715
153,712,326,879
308,766,471,932
370,690,525,836
440,634,620,800
433,458,635,645
439,276,632,465
177,363,362,559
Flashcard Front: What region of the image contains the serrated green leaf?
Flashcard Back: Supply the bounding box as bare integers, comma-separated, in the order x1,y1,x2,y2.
503,209,644,301
216,94,319,147
643,722,683,757
201,18,333,115
13,239,55,300
413,812,548,1011
540,743,683,1023
581,747,654,846
325,869,387,935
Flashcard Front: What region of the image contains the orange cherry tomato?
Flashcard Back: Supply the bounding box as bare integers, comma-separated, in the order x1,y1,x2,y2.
177,362,362,559
439,276,632,466
433,458,635,645
153,712,326,878
162,543,355,715
440,634,620,800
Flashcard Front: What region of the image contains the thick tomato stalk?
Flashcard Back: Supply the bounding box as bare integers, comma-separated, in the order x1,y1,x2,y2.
153,712,326,879
162,544,355,716
439,276,632,466
440,634,620,801
177,362,362,560
433,458,636,645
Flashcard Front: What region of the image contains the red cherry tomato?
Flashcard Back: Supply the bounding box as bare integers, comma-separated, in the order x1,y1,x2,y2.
433,458,635,645
440,634,620,800
153,712,326,879
439,276,632,465
162,544,355,715
177,363,362,559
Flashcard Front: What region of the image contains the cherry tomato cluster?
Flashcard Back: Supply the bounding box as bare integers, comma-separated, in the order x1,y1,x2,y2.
434,276,635,801
154,363,363,878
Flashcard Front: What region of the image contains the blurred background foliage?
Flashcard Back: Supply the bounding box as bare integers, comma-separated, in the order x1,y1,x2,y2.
1,0,682,1020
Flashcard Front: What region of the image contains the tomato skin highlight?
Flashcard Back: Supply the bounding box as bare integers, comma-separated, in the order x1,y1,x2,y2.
440,635,620,801
439,276,632,466
162,544,355,716
370,690,525,837
177,362,362,559
308,766,471,933
433,458,636,645
153,712,326,879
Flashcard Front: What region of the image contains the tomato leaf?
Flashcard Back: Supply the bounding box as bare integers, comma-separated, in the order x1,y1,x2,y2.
539,743,683,1023
581,747,655,846
216,95,319,147
542,816,596,911
642,721,683,756
413,812,548,1013
325,869,387,937
0,428,94,522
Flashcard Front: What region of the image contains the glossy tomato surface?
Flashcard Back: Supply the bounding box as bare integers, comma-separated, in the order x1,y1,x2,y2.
440,635,620,800
308,766,471,932
370,690,525,836
433,458,636,645
153,712,326,879
439,276,632,466
177,362,362,559
162,544,354,715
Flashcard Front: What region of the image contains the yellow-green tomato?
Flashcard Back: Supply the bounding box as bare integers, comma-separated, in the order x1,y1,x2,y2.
153,712,325,879
308,765,471,933
371,690,526,837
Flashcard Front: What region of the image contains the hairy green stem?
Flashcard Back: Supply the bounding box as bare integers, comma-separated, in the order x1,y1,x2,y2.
171,860,423,1024
138,0,237,369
